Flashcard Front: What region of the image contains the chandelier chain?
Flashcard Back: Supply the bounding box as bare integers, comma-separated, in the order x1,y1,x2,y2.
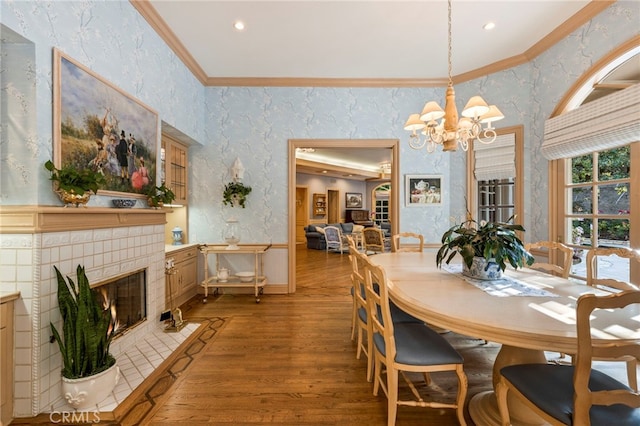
448,0,452,84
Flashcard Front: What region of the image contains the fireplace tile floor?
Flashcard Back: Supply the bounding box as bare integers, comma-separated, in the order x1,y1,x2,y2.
52,322,201,413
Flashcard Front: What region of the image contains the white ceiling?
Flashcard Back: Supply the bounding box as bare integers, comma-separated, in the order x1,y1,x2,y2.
148,0,590,81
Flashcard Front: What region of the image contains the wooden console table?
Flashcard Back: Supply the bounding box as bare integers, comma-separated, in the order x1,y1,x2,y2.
199,244,271,303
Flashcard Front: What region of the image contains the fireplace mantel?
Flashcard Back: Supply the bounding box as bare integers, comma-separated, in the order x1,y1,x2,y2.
0,205,168,234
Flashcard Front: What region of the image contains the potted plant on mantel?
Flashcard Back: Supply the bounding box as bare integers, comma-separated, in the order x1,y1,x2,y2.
44,160,106,207
223,181,252,208
436,214,534,280
146,182,176,208
50,265,120,410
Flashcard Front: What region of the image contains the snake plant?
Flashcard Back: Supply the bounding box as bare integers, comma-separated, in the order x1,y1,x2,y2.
50,265,117,379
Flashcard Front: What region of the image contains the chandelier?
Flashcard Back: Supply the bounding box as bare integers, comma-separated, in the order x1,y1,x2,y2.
404,0,504,153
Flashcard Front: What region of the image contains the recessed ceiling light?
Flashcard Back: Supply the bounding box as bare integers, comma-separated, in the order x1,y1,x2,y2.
483,22,496,30
233,21,245,31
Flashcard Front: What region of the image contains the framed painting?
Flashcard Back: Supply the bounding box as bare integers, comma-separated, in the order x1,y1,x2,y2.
345,192,363,208
405,175,443,206
53,48,159,198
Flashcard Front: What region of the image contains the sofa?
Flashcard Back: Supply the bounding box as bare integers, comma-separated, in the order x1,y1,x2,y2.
304,222,391,250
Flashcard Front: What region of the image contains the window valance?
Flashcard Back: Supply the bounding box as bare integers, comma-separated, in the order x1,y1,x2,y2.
541,83,640,160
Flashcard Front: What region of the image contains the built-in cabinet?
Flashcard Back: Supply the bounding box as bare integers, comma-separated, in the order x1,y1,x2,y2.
162,135,188,206
1,296,16,426
313,193,326,216
165,245,198,309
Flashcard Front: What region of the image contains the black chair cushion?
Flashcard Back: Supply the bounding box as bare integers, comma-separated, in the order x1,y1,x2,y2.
501,363,640,425
373,322,463,366
357,306,367,323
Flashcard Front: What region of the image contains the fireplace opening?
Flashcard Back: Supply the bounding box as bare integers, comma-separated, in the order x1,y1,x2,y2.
92,269,147,337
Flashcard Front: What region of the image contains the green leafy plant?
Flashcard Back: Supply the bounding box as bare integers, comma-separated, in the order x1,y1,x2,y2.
223,181,252,208
146,183,176,207
44,160,106,196
50,265,117,379
436,215,534,272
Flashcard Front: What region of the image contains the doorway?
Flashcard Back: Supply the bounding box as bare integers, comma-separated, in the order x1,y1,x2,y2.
295,186,309,244
327,189,340,224
289,139,400,293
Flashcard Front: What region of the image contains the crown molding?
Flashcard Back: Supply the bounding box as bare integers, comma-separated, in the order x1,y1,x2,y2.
132,0,615,88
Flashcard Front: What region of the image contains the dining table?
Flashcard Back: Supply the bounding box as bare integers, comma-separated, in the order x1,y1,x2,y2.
368,251,640,426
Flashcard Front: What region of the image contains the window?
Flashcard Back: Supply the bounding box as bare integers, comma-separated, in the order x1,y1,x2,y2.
477,179,515,223
373,183,390,225
564,144,634,281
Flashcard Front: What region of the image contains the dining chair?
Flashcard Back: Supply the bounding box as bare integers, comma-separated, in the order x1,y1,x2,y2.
585,246,640,390
525,241,573,278
349,245,375,382
363,227,391,254
391,232,424,252
323,225,349,254
496,291,640,426
586,246,640,292
363,261,468,426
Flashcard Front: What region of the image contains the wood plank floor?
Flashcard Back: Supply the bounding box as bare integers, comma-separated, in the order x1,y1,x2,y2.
140,246,499,425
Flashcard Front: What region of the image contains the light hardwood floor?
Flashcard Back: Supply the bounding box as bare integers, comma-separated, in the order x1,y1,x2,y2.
139,246,498,425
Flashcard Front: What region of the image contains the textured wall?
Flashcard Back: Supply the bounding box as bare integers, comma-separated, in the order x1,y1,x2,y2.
2,0,638,250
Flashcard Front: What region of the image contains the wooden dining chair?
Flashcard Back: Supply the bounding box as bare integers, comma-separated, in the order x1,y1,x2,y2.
363,261,468,426
497,291,640,426
585,246,640,390
363,227,390,254
525,241,573,278
586,246,640,292
391,232,424,252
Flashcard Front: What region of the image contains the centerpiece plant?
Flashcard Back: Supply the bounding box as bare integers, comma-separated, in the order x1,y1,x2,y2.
50,265,118,379
436,214,534,273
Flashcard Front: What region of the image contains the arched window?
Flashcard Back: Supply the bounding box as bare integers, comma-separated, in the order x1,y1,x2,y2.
547,41,639,284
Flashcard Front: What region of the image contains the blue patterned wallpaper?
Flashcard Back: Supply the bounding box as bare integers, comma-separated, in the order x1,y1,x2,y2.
2,1,638,245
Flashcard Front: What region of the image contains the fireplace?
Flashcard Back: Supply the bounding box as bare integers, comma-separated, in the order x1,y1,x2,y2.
94,269,147,337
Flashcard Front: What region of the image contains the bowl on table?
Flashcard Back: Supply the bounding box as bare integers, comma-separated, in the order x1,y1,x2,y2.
235,271,255,282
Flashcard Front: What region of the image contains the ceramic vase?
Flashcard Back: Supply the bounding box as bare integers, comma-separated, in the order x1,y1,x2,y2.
61,361,120,410
462,257,503,280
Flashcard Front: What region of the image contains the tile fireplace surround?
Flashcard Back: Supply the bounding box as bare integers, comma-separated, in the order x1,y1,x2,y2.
0,206,194,418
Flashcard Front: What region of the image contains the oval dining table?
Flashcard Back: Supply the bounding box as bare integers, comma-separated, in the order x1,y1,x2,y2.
368,251,640,426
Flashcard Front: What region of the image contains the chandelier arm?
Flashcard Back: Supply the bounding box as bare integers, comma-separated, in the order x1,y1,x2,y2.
408,133,427,150
476,128,498,144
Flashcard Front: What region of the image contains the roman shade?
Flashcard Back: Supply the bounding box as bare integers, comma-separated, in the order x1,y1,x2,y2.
541,83,640,160
474,133,516,181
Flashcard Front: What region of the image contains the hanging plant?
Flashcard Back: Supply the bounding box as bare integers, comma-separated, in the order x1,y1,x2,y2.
223,181,252,208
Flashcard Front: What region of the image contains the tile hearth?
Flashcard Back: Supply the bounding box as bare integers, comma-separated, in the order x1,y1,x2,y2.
51,322,200,413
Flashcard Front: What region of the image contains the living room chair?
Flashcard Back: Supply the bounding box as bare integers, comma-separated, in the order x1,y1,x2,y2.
497,291,640,426
324,225,349,254
363,261,468,426
525,241,573,278
391,232,424,252
363,227,390,254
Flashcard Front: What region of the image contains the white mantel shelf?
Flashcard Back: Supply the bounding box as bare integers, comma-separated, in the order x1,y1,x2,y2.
0,205,168,234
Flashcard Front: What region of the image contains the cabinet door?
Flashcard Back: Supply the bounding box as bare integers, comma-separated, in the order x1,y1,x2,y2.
179,257,197,294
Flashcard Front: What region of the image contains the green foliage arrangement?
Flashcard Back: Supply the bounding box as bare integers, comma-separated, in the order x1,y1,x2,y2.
146,183,176,207
436,215,534,272
50,265,117,379
45,160,106,196
223,181,252,208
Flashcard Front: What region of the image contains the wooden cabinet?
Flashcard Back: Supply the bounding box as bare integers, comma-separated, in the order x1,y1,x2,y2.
1,299,14,426
166,246,198,309
162,135,188,206
313,193,326,216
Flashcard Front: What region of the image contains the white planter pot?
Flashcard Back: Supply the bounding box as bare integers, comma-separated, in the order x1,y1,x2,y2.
61,361,120,410
462,257,503,280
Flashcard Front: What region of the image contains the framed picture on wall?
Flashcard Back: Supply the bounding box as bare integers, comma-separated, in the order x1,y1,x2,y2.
405,175,443,206
53,48,159,198
345,192,363,208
